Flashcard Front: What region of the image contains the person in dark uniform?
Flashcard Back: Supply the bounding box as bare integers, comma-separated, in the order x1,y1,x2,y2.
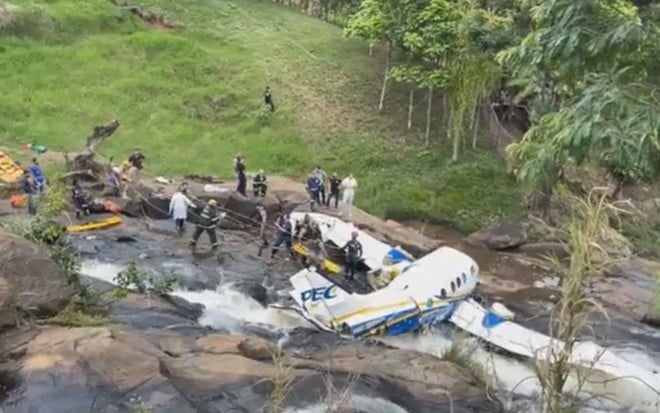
235,157,247,196
264,86,275,111
255,204,269,256
271,213,293,259
341,231,363,279
19,170,37,215
252,169,268,197
71,179,90,219
189,199,223,251
306,173,321,207
128,148,145,170
326,173,341,208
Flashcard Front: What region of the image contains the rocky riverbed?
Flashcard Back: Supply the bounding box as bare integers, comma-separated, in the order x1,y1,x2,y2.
1,175,659,412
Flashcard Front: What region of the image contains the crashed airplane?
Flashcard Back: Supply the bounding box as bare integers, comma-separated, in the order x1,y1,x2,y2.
272,212,660,409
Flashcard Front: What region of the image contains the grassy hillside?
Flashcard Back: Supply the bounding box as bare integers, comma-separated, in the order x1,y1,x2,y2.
0,0,525,232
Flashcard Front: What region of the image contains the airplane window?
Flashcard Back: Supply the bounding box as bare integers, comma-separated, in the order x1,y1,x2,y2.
456,277,462,288
440,288,447,298
461,273,467,283
450,281,456,292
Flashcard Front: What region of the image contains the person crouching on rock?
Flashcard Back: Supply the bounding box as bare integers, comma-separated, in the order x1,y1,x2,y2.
271,213,293,259
169,186,194,236
189,199,224,252
71,180,91,219
341,231,363,279
253,169,267,197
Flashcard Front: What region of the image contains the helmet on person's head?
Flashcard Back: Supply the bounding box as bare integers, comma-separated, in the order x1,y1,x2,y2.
208,199,217,207
259,169,264,174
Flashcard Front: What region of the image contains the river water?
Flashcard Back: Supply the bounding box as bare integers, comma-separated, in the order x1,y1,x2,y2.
76,220,660,413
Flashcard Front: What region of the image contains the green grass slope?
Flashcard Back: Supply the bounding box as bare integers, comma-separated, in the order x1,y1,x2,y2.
0,0,525,232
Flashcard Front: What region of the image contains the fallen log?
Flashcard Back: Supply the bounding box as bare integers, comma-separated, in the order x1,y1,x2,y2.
67,120,120,181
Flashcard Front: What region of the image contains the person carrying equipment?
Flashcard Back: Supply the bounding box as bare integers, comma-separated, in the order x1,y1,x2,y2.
71,180,91,219
189,199,225,251
271,213,293,259
326,173,341,208
19,169,37,215
253,170,268,197
341,230,363,279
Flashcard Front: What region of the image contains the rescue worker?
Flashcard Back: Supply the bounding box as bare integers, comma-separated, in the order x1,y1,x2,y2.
326,173,341,208
232,153,242,177
264,86,275,111
313,166,327,205
236,156,247,196
71,180,90,219
28,158,45,193
128,148,145,170
255,204,269,256
294,213,321,242
306,173,321,208
19,169,37,215
271,213,293,259
252,169,268,197
341,230,363,279
169,187,194,235
189,199,224,251
108,170,120,197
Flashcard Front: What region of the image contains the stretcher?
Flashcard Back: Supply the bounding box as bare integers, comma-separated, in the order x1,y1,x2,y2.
291,242,342,274
0,151,24,183
67,216,123,233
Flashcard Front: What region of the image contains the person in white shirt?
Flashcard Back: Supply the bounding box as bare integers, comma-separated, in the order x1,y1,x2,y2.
340,173,358,218
169,187,195,235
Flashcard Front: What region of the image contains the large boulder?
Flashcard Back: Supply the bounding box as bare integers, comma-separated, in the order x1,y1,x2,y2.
0,228,74,330
0,327,498,413
466,222,528,250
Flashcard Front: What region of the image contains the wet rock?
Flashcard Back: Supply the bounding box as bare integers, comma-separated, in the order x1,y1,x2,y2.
519,242,568,259
224,192,259,224
111,293,206,334
606,257,660,280
233,281,268,306
466,222,528,250
0,327,497,413
0,228,75,329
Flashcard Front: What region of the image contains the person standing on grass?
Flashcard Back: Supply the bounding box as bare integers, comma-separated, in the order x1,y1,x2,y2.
235,156,247,196
169,186,194,236
326,172,341,208
233,153,242,178
264,86,275,112
340,173,358,219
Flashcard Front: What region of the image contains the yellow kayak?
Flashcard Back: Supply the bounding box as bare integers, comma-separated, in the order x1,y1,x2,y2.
292,242,342,275
67,216,123,233
0,151,24,184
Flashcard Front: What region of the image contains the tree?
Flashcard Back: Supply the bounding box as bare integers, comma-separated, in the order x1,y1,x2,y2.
500,0,660,215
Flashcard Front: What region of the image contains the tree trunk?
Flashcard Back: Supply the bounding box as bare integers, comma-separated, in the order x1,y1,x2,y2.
451,120,460,162
369,43,374,56
471,104,480,149
425,86,433,146
377,41,391,112
407,88,414,129
443,94,450,142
